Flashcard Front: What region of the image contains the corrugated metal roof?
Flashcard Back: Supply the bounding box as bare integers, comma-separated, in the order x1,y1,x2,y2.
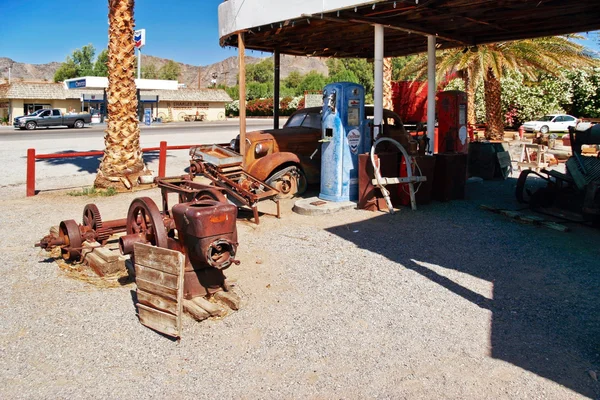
0,82,232,103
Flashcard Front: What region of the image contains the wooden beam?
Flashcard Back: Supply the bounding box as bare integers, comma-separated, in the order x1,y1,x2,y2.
273,48,280,129
304,13,471,45
238,33,246,166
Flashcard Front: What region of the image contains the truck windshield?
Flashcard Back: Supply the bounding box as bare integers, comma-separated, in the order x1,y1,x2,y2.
28,110,42,116
285,111,321,129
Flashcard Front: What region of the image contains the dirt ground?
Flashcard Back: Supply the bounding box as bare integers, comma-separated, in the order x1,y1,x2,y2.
0,174,599,399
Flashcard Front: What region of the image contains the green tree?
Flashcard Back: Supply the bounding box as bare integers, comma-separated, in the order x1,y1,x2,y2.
246,58,274,84
93,49,109,77
158,60,181,80
141,64,159,79
392,56,415,80
284,71,303,89
54,57,79,82
568,67,600,118
328,69,359,84
326,58,374,100
54,44,110,82
72,44,96,76
297,71,327,95
223,84,239,100
398,35,596,139
247,81,273,100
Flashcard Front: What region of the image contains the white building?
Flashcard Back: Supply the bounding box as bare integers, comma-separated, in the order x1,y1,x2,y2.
0,77,232,123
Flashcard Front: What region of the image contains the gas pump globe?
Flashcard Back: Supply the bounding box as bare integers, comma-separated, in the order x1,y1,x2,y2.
319,82,368,202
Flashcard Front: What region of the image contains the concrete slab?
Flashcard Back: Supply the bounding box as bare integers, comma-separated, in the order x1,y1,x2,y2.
292,196,356,216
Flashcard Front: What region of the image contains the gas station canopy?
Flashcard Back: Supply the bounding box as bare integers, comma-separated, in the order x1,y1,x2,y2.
219,0,600,57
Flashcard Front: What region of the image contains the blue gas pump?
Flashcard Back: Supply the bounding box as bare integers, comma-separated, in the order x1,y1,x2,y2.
319,82,367,202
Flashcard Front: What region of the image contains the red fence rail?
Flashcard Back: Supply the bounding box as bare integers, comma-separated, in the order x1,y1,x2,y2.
26,141,206,197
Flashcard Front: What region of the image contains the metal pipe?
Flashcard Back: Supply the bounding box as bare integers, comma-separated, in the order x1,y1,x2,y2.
158,141,167,177
27,148,35,197
374,24,384,139
26,142,230,197
119,233,146,255
137,48,141,80
427,35,436,154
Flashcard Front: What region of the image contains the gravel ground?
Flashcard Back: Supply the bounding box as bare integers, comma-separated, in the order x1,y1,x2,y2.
1,170,599,399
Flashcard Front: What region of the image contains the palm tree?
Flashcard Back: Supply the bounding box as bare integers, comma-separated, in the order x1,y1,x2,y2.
95,0,145,189
397,36,596,140
383,57,393,111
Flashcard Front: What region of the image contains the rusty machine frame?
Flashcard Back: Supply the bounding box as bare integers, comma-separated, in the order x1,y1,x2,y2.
188,144,281,224
516,123,600,225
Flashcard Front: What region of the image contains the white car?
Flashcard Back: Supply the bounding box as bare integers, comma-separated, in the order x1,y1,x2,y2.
522,114,578,134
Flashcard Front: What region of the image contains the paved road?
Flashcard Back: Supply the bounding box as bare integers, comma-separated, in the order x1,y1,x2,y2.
0,119,276,196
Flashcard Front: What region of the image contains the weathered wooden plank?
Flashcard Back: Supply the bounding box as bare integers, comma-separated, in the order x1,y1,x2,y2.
138,303,179,338
542,221,571,232
135,264,179,290
134,244,185,338
183,299,210,321
214,291,241,311
133,242,182,275
191,297,226,317
136,277,178,301
137,290,178,315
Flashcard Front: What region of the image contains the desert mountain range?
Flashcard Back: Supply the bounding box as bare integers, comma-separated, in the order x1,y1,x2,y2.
0,54,328,88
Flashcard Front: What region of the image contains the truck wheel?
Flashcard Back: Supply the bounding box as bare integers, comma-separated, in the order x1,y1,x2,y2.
74,120,84,129
266,166,307,199
25,121,36,130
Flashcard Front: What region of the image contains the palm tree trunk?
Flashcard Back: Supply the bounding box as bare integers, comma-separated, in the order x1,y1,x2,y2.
95,0,145,189
483,67,504,140
464,67,476,125
383,57,393,111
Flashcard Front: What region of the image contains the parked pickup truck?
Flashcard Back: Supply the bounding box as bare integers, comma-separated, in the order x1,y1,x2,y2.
13,109,92,130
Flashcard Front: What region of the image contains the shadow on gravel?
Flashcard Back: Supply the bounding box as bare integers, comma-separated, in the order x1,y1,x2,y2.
29,150,163,174
326,178,600,398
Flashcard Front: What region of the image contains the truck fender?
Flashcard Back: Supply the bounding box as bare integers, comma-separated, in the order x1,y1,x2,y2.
247,152,302,181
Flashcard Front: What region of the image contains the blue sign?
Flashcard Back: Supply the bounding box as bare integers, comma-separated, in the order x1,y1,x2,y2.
144,108,152,126
67,79,87,89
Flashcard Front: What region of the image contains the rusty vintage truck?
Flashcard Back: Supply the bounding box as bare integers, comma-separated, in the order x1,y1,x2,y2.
230,106,408,198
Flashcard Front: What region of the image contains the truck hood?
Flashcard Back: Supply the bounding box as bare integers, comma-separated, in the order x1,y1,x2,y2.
246,126,319,140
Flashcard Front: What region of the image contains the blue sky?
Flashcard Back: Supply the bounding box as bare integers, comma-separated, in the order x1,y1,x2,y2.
0,0,237,66
0,0,598,66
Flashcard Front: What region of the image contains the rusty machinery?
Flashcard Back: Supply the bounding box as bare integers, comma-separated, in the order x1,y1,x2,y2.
37,179,240,298
516,123,600,225
36,203,127,261
188,144,281,224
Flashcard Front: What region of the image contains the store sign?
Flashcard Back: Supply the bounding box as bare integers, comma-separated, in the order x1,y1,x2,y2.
305,93,323,108
134,29,146,49
0,102,9,108
172,102,209,109
68,79,87,89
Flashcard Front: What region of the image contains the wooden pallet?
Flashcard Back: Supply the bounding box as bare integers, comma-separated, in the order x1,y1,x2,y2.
480,205,570,232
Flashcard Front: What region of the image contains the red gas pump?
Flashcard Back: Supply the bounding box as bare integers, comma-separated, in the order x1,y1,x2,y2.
432,90,468,201
436,91,469,153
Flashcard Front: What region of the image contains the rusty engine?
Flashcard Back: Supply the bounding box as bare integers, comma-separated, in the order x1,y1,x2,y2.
37,179,239,299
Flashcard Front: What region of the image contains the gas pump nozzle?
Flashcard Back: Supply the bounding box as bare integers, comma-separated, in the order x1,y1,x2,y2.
325,89,336,113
